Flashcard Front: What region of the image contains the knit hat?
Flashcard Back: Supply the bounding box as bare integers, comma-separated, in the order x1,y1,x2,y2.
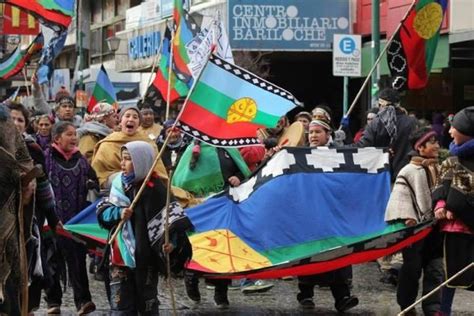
54,86,71,103
452,106,474,137
162,119,175,131
89,102,115,121
119,104,142,122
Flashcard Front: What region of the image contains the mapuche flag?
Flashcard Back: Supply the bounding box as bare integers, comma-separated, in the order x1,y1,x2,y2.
87,65,117,113
177,54,299,147
185,147,433,278
1,0,75,30
388,0,448,90
172,0,200,86
149,27,189,104
0,33,44,80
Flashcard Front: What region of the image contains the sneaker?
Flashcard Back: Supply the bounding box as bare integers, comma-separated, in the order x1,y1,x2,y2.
228,280,242,290
88,260,96,274
335,296,359,313
78,301,96,315
241,280,274,294
299,298,315,309
47,306,61,314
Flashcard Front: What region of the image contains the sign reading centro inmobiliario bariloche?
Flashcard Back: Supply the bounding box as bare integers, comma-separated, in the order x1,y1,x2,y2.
228,0,350,51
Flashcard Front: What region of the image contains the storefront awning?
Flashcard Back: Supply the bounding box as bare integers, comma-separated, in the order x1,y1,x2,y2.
361,35,449,77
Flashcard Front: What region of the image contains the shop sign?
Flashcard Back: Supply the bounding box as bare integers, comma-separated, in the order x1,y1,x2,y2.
128,31,161,60
228,0,350,51
116,22,167,72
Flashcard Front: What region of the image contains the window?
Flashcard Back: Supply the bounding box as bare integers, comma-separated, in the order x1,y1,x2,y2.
103,0,115,21
91,0,103,24
90,28,102,56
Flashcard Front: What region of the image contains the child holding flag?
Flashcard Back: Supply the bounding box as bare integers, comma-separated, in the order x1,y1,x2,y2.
97,141,192,314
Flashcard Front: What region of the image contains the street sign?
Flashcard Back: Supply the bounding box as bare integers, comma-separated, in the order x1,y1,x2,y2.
333,34,362,77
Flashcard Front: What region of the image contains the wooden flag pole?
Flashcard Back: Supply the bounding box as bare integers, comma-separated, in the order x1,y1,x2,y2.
108,50,213,245
339,0,416,129
164,169,178,316
23,68,30,98
398,262,474,316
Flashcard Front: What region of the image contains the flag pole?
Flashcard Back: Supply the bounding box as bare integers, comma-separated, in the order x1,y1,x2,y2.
164,169,178,316
108,50,213,245
339,0,416,129
23,67,30,98
166,28,175,120
398,262,474,315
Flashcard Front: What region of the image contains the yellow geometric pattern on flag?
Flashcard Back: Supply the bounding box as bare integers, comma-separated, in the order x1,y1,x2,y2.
189,229,272,273
414,2,443,40
226,97,258,124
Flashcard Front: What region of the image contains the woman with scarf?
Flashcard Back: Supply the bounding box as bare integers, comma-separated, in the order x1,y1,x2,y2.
385,127,443,315
97,141,192,314
91,105,168,189
432,106,474,315
44,121,97,315
296,118,359,313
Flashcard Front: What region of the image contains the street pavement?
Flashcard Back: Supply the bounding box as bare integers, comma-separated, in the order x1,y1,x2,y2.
36,261,473,315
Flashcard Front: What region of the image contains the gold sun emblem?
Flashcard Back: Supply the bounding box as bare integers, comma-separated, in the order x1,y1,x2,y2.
227,97,257,124
413,2,444,40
